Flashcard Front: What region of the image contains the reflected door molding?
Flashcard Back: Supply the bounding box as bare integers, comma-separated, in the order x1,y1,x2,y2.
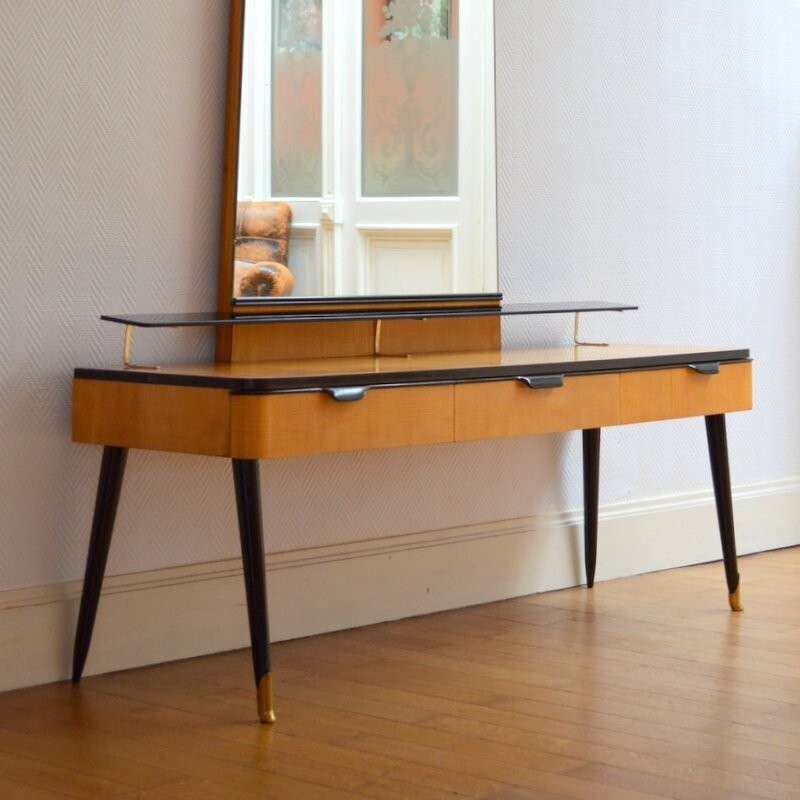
356,225,456,295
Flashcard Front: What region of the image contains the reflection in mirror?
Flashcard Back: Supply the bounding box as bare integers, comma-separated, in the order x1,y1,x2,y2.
230,0,496,304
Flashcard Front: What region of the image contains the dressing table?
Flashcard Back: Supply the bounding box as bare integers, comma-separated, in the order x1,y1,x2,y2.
70,0,752,724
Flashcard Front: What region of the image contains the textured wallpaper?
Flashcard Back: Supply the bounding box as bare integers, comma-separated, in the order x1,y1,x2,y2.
1,1,799,593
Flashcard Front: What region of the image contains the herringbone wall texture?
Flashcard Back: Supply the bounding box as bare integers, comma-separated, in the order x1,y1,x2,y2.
1,1,798,593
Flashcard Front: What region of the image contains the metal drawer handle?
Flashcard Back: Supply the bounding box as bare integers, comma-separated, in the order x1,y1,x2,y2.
323,386,369,402
517,374,565,389
688,363,720,375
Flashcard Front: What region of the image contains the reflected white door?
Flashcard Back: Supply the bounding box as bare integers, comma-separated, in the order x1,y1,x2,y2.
237,0,495,298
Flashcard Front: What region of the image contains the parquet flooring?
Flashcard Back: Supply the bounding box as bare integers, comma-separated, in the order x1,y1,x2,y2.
1,547,799,799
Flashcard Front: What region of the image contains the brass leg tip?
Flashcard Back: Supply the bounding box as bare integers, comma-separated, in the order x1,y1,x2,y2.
728,586,743,612
257,673,276,724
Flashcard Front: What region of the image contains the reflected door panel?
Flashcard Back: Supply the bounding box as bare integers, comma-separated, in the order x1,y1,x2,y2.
362,0,458,197
272,0,322,196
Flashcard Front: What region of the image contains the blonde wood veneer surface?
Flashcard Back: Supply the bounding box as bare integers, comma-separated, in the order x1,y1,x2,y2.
72,380,231,456
91,343,748,382
73,346,751,458
227,315,501,362
620,361,752,423
230,385,455,459
455,373,621,441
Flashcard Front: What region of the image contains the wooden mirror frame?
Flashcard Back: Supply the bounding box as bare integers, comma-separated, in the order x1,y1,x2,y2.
217,0,246,318
216,0,499,350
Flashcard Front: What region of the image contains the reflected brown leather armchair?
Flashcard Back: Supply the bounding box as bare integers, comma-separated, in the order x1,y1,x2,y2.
233,201,294,297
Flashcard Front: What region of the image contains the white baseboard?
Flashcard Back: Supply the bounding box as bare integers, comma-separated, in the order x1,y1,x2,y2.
1,478,798,693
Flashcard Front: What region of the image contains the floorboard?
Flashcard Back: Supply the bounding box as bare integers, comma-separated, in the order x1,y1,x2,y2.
1,548,799,799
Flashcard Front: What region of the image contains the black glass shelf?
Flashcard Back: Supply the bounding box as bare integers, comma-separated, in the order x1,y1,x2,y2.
101,301,638,328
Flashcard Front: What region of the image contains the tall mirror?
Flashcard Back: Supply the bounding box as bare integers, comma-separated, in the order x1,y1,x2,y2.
218,0,497,310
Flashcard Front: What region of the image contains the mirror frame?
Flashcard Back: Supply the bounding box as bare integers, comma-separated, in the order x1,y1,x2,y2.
217,0,246,316
216,0,500,318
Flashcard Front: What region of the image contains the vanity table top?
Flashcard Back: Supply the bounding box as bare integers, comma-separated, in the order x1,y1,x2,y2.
75,343,751,393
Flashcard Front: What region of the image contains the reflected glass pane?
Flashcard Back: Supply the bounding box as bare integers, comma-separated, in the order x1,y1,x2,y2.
272,0,323,196
362,0,458,197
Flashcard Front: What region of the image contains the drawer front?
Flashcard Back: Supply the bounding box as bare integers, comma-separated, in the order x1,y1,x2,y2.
454,373,620,441
620,361,752,424
230,384,455,459
72,379,231,456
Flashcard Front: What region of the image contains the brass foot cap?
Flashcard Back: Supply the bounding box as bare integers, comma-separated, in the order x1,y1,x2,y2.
257,673,276,724
728,586,743,612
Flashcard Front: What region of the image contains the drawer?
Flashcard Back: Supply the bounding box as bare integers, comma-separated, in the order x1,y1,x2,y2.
230,384,455,459
454,373,620,441
620,361,752,424
72,379,231,456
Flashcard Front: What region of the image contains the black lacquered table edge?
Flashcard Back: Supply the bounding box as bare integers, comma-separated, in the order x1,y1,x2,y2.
74,348,751,393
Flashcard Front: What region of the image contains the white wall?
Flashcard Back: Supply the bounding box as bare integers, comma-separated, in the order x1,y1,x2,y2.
495,0,800,502
1,1,799,688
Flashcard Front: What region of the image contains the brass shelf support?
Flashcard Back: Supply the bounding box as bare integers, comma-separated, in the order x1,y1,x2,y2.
122,325,159,371
573,312,609,347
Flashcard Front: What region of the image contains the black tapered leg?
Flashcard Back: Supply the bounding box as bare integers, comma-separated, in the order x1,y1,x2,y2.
705,414,743,611
72,446,128,682
232,458,275,722
582,428,601,588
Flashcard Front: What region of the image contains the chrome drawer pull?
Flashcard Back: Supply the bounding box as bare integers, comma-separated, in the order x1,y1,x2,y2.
689,363,720,375
323,386,369,402
517,374,565,389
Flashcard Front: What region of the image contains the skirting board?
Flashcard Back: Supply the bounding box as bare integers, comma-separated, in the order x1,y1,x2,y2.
1,478,798,693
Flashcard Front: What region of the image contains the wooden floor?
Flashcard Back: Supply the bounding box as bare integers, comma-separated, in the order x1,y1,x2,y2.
1,548,800,799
